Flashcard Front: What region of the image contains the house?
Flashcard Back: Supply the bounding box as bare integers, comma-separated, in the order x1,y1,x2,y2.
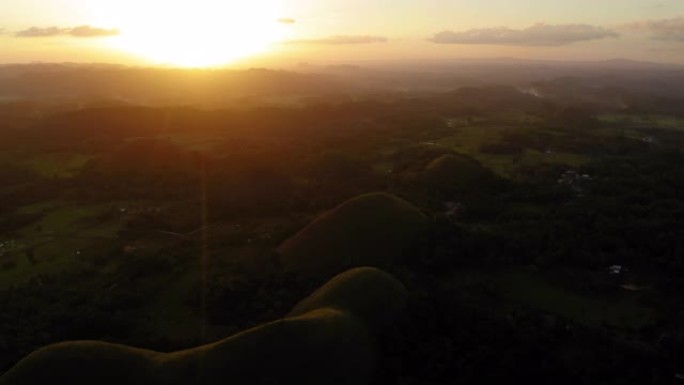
444,201,464,218
558,170,593,196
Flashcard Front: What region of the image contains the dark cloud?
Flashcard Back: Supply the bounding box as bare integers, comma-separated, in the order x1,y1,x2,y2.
278,18,296,24
430,23,618,46
623,16,684,41
15,25,118,38
287,35,388,45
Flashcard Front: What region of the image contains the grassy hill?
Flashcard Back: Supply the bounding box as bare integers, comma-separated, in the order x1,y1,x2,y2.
418,154,500,196
0,267,407,385
278,193,428,277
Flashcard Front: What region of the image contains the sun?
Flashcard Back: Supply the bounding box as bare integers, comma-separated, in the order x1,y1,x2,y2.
90,0,288,67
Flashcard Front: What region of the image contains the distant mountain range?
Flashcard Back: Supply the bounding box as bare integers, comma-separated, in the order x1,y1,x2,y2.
0,58,682,107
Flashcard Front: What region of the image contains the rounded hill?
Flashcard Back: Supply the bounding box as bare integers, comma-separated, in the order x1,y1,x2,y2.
0,267,407,385
290,267,408,330
419,154,498,195
278,192,428,277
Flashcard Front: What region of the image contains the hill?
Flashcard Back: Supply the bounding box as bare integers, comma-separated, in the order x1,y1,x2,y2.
278,193,428,277
418,154,500,196
0,267,407,385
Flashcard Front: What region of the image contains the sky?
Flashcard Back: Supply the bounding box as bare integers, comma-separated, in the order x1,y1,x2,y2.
1,0,683,67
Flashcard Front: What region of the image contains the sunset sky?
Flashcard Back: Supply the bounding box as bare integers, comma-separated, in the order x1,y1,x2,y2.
1,0,683,67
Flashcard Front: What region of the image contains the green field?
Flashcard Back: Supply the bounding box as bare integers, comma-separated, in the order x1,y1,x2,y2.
433,124,590,177
484,268,656,330
20,153,93,178
450,267,657,331
1,203,127,287
598,114,684,131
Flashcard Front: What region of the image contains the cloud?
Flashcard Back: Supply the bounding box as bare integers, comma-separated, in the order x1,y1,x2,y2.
430,23,619,46
623,16,684,42
278,18,296,24
16,27,66,37
69,25,119,37
287,35,388,45
15,25,118,38
644,3,666,10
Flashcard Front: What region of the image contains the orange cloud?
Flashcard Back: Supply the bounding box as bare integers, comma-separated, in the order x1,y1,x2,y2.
15,25,119,38
287,35,388,45
431,23,618,46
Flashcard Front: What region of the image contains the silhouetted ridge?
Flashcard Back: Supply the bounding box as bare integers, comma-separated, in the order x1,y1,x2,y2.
0,267,407,385
290,267,408,330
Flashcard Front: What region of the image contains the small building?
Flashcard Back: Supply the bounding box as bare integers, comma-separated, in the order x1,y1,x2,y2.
444,201,464,218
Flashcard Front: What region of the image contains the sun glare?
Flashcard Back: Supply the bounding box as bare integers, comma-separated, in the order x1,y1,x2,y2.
90,0,288,67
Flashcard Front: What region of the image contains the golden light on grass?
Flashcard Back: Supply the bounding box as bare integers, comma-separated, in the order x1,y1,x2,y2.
91,0,288,67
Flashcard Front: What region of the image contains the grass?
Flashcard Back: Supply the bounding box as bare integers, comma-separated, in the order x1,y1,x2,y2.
16,201,59,215
136,269,209,345
598,114,684,131
278,192,428,276
290,267,408,329
0,203,126,287
484,268,657,330
520,150,590,168
1,269,385,385
156,133,225,154
436,124,510,153
20,207,98,235
434,124,520,177
432,123,591,178
20,153,93,178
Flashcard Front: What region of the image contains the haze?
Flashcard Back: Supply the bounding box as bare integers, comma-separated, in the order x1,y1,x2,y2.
1,0,684,67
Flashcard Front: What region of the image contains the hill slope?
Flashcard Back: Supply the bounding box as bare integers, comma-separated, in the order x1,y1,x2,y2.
278,193,428,277
0,267,407,385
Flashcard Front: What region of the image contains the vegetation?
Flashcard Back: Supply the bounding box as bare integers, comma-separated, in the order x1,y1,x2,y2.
1,74,684,383
1,267,406,385
290,267,408,330
278,193,428,276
